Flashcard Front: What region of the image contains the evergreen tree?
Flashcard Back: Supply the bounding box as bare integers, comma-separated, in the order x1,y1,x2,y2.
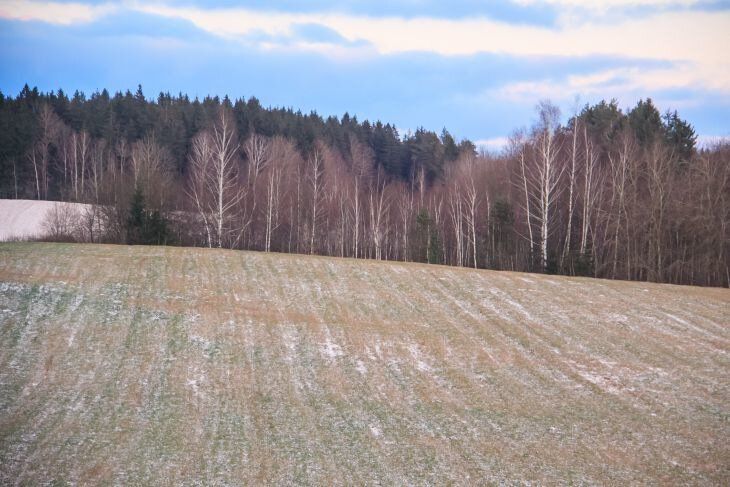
664,110,696,163
126,185,146,245
415,208,442,264
628,98,663,146
126,185,170,245
577,99,626,153
441,129,459,162
407,128,445,183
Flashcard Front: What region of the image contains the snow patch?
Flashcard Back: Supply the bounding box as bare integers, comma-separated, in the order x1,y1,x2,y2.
576,370,623,395
320,327,344,361
69,294,84,312
0,199,93,241
408,344,433,373
355,359,367,375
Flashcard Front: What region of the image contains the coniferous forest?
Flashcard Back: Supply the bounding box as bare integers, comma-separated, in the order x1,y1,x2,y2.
1,84,727,287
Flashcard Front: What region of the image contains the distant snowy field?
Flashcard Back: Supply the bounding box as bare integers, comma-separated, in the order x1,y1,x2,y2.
0,199,91,241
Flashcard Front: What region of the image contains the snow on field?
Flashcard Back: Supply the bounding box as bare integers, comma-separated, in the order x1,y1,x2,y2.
0,199,92,241
0,242,728,485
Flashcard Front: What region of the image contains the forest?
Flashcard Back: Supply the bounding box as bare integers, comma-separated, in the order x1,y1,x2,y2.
0,84,727,287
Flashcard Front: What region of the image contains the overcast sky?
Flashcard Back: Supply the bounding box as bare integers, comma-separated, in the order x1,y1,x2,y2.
1,0,728,149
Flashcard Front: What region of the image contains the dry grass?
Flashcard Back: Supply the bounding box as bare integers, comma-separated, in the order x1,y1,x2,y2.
0,242,728,485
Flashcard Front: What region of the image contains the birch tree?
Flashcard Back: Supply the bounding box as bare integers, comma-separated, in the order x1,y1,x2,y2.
262,137,294,253
579,127,600,257
562,117,580,267
38,104,61,199
369,169,390,260
308,146,325,254
187,108,242,248
349,137,373,259
607,130,634,278
519,103,565,272
448,185,465,267
243,133,271,243
461,157,480,269
645,142,673,281
70,131,90,201
396,183,414,261
511,132,536,269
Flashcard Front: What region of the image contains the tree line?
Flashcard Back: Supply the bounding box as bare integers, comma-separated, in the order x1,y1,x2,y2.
1,85,727,287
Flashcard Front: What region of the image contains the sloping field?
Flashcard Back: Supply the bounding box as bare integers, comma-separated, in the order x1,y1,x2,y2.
0,243,728,485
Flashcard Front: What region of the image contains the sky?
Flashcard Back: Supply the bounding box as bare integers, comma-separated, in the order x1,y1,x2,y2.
1,0,729,149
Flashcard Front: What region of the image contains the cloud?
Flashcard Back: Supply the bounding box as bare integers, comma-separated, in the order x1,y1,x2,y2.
290,23,352,44
124,3,730,102
0,0,115,25
495,63,730,103
696,134,730,147
512,0,702,8
129,4,723,58
1,1,728,141
475,136,510,152
4,2,728,79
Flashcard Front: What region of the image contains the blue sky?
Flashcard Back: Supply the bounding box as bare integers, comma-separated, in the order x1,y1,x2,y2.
1,1,729,148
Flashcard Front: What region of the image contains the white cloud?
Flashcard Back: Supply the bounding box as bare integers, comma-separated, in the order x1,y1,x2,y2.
2,1,728,96
475,137,510,152
0,0,115,25
512,0,701,8
128,4,729,91
696,134,730,148
495,63,730,104
128,4,723,60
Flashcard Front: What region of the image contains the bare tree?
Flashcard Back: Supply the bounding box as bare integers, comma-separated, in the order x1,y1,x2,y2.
264,165,282,253
517,103,565,272
89,138,107,203
579,127,600,257
430,192,445,264
644,142,673,281
562,117,580,268
607,130,635,278
70,130,90,201
448,185,465,267
368,168,390,260
187,108,242,248
57,125,72,197
28,149,40,200
188,132,214,247
243,133,271,245
349,136,373,259
537,102,565,271
396,182,414,261
42,202,83,241
461,157,481,269
29,104,62,200
261,137,295,253
512,132,536,268
308,145,325,254
244,133,270,185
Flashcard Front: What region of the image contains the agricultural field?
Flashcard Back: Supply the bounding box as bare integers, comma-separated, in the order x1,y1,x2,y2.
0,200,93,242
0,242,728,485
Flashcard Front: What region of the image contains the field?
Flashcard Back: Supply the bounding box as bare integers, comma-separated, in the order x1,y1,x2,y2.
0,200,93,242
0,242,728,484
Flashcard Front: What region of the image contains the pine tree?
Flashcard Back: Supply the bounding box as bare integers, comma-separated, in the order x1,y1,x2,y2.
629,98,663,146
664,110,696,163
127,185,146,245
126,185,170,245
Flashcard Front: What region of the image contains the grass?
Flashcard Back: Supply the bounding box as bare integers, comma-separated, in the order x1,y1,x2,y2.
0,242,728,484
